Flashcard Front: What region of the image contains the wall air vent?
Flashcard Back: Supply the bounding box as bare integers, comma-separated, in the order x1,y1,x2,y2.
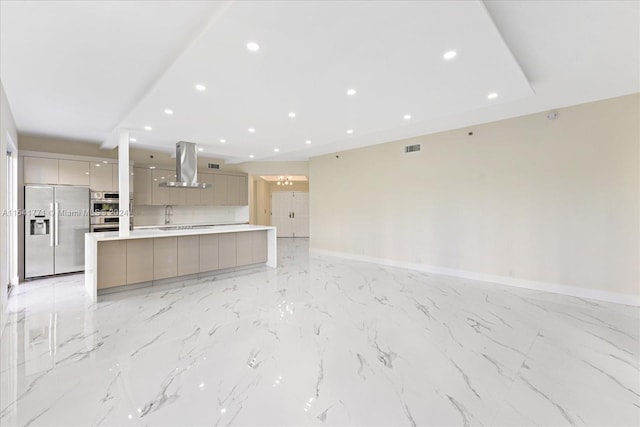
207,163,220,169
404,144,421,153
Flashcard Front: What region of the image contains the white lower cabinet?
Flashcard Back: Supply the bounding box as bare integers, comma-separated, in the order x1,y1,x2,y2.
127,239,154,284
96,231,268,290
236,232,253,266
178,236,199,276
218,233,237,269
154,237,178,280
237,230,268,266
252,231,268,263
199,234,219,272
97,241,127,289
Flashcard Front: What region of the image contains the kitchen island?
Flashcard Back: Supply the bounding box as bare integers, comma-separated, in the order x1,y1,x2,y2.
84,224,276,301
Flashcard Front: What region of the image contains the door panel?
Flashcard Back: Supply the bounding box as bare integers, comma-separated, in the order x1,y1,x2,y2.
292,192,309,237
271,192,293,237
213,174,228,205
90,162,112,190
24,186,54,277
236,232,253,266
178,236,199,275
199,234,219,272
218,233,236,269
154,237,178,280
24,157,58,184
199,174,215,205
58,160,90,186
54,186,89,274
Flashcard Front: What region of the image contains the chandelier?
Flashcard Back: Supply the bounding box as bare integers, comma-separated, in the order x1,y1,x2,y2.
276,176,293,186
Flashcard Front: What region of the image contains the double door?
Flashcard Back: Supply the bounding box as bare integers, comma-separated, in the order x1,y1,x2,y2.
25,186,89,278
271,191,309,238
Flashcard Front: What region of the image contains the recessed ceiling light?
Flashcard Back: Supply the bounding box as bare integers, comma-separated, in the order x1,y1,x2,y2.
346,129,353,134
219,139,226,143
144,126,152,131
130,138,137,142
274,148,279,152
403,114,412,120
164,109,174,115
198,148,204,152
443,50,457,60
195,84,206,91
149,166,156,169
488,92,498,99
288,112,296,118
346,88,357,96
95,164,100,167
246,41,260,52
305,140,312,144
249,155,255,158
102,160,108,164
248,128,255,133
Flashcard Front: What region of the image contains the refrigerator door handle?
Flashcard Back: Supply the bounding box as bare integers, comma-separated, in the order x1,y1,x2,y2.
54,202,59,246
49,203,54,247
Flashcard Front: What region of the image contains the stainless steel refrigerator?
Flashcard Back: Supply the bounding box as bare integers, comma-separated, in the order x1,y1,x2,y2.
25,186,89,278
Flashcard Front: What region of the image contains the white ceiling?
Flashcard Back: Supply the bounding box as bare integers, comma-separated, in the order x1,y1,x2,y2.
1,1,638,164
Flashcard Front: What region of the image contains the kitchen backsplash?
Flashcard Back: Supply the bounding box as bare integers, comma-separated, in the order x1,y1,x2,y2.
133,205,249,226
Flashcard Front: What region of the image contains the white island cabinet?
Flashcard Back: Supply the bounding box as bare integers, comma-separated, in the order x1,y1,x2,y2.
84,225,276,301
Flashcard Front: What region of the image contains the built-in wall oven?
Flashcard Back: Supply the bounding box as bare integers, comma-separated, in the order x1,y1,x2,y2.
90,191,133,232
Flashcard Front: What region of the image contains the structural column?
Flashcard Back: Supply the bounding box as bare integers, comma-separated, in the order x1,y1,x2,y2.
118,128,130,236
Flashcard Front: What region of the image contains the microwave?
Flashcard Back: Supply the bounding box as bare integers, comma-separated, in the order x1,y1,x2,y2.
90,191,133,217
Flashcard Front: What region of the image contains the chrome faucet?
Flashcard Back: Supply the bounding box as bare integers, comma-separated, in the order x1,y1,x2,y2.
164,205,173,224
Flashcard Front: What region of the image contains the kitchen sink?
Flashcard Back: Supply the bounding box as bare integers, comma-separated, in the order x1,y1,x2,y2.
157,225,216,231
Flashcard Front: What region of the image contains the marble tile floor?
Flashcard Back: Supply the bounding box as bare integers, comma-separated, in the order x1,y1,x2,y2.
1,238,638,427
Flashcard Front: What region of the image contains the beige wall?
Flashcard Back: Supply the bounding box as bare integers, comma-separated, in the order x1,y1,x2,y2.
231,161,308,176
310,94,640,301
19,134,116,158
1,80,18,334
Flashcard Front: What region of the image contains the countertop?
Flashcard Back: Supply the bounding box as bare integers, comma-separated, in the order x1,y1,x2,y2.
133,222,248,230
87,224,276,242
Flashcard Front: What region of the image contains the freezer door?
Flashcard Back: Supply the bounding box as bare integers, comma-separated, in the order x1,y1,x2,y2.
54,186,90,274
25,186,54,278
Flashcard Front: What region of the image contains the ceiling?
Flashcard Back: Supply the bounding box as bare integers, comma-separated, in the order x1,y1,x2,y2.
1,1,638,164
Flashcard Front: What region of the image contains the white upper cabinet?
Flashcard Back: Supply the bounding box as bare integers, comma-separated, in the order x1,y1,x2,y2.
58,160,90,186
90,162,112,190
24,157,59,184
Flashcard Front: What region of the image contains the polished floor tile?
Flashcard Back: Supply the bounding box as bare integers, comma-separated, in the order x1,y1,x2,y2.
1,238,638,426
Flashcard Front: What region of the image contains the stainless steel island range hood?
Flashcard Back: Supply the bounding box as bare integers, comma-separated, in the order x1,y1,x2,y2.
159,141,211,189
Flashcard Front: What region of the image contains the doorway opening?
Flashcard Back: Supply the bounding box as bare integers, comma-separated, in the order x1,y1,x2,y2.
6,133,18,293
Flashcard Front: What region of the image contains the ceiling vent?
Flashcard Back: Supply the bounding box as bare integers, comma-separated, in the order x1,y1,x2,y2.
404,144,421,153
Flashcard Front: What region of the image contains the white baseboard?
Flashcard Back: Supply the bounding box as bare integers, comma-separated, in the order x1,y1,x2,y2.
309,248,640,307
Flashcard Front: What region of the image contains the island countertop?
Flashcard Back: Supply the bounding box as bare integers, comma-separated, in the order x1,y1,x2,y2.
84,224,277,301
87,224,275,242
